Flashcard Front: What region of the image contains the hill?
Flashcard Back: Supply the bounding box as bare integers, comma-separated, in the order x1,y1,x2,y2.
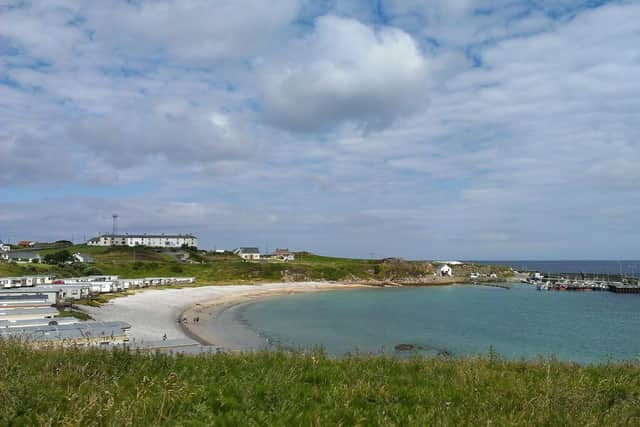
0,245,513,285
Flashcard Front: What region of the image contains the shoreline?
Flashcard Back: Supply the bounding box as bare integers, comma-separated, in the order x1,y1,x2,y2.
82,282,373,350
179,284,371,351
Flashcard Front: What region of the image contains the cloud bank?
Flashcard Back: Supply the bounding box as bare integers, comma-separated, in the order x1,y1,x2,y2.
1,0,639,259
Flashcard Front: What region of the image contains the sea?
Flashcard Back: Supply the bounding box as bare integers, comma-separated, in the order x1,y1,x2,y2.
232,264,640,364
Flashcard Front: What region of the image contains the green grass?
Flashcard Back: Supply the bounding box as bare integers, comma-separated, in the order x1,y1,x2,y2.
55,309,93,321
0,341,638,426
74,291,137,307
0,246,513,286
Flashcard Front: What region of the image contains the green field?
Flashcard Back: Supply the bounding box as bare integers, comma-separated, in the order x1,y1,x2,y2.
0,245,512,285
1,341,638,426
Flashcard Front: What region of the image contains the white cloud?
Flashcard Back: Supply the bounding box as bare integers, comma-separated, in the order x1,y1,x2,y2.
262,15,430,131
89,0,300,62
67,110,256,170
2,1,640,258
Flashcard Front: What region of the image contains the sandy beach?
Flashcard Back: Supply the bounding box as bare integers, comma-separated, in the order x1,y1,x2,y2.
83,282,369,351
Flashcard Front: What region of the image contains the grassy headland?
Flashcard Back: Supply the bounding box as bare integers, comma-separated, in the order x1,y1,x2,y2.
1,341,638,425
0,245,513,285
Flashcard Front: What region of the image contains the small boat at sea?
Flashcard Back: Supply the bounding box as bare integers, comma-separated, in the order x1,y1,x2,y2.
536,281,550,291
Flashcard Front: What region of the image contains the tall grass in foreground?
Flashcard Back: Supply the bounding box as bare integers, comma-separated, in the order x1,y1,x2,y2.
1,341,639,426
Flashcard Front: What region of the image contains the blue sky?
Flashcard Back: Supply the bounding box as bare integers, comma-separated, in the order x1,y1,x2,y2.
1,0,639,259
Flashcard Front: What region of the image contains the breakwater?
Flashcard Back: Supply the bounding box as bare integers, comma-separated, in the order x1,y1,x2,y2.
473,260,640,277
533,278,640,293
472,282,511,290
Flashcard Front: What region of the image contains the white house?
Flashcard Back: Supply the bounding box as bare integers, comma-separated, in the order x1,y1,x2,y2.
2,252,41,264
272,248,295,261
439,264,453,277
72,253,95,263
234,247,261,260
87,234,198,248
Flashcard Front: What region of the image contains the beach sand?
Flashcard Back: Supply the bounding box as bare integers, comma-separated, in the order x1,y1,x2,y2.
83,282,369,351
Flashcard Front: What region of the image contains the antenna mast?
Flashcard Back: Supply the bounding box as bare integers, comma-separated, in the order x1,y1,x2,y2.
112,214,119,237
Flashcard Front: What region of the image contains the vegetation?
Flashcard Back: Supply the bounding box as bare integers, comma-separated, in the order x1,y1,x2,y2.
55,309,93,321
75,291,137,307
0,341,638,426
0,261,105,279
0,245,513,285
42,249,74,265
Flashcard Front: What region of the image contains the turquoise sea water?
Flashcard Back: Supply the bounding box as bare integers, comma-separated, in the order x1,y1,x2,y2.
235,285,640,364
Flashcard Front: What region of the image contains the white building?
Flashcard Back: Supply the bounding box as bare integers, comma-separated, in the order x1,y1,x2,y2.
0,288,60,306
53,275,119,284
439,264,453,277
0,321,131,347
50,284,92,300
87,234,198,248
72,252,94,263
272,248,295,261
0,240,10,252
234,247,261,260
1,251,41,263
0,307,59,322
0,275,55,288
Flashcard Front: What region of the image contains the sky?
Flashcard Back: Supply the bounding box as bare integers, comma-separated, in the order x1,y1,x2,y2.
1,0,639,260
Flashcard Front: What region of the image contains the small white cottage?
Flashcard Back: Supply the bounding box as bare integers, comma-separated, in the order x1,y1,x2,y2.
233,247,261,260
439,264,453,277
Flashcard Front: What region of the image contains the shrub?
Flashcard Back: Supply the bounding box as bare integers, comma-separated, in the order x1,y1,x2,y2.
43,250,73,264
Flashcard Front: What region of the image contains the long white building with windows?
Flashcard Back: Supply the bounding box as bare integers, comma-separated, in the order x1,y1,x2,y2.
87,234,198,248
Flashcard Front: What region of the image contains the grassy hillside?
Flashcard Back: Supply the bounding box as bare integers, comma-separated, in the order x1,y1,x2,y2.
1,341,638,425
0,246,513,285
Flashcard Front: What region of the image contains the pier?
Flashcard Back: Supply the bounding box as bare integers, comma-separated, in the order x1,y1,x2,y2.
608,284,640,294
528,275,640,294
473,282,511,290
